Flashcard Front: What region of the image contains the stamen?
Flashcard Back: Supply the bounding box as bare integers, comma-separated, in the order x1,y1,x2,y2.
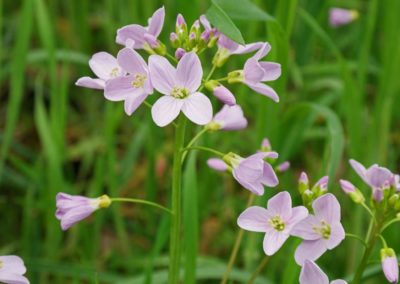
313,220,331,239
131,73,147,88
110,67,120,77
268,215,285,231
171,86,190,99
0,259,3,269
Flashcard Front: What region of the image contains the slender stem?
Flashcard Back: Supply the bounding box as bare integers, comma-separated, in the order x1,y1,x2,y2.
215,77,228,82
168,114,186,284
345,233,367,247
361,202,375,221
378,234,388,248
199,64,218,92
221,194,255,284
246,255,270,284
381,218,400,232
166,52,178,63
110,198,172,214
144,100,153,109
182,146,225,157
181,128,208,163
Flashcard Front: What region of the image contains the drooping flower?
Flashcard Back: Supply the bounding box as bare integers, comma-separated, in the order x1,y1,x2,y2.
329,8,359,28
149,52,212,126
381,248,399,283
56,193,112,230
291,193,345,265
349,159,393,201
300,260,347,284
206,105,247,131
204,81,236,106
0,255,30,284
104,48,153,115
238,191,308,255
76,52,123,90
116,6,165,50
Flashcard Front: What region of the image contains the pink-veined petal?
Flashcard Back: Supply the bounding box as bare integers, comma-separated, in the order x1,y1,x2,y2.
176,52,203,92
244,58,264,84
246,82,279,102
117,48,147,75
263,231,290,255
0,256,26,274
116,24,146,48
267,191,292,220
124,91,148,115
237,206,270,232
295,239,327,265
313,193,341,224
89,52,120,80
349,159,368,183
104,75,139,101
291,215,321,240
232,42,264,55
286,206,309,230
148,55,176,95
254,42,271,60
259,62,281,81
60,206,96,231
75,77,105,90
147,6,165,37
261,162,279,187
326,222,345,250
300,260,329,284
0,272,30,284
181,92,212,125
207,158,228,171
151,96,184,127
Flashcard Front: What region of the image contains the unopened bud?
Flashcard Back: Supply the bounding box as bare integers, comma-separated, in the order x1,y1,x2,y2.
298,172,309,194
227,70,244,84
276,161,290,173
340,179,365,203
170,32,180,48
175,48,186,60
261,138,271,152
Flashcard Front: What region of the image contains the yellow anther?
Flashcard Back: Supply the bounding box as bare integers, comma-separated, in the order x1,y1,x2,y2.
131,73,147,88
269,215,285,231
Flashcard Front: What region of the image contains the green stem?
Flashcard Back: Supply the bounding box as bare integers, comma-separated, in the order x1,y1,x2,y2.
110,198,172,214
361,202,375,221
181,128,208,163
378,234,388,248
345,233,367,247
199,64,218,92
246,255,270,284
166,52,178,63
168,114,186,284
182,146,225,157
381,218,400,232
221,194,255,284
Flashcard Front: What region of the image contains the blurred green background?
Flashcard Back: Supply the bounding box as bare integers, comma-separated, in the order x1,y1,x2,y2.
1,0,400,283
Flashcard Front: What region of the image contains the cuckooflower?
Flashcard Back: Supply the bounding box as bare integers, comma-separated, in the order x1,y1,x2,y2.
291,193,345,265
329,8,359,28
104,48,153,115
76,52,123,89
0,255,30,284
56,193,111,230
381,248,399,283
116,6,165,49
300,260,347,284
238,191,308,255
349,159,393,201
204,81,236,106
205,105,247,131
149,52,212,126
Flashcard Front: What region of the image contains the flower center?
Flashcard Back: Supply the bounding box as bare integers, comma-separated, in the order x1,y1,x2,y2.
0,259,3,269
110,67,120,77
313,220,331,239
131,73,147,88
268,215,285,231
171,86,190,99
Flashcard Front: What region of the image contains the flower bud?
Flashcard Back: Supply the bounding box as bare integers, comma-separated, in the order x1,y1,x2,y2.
261,138,271,152
176,14,187,32
190,20,201,38
389,194,399,206
298,172,309,194
205,80,236,106
340,179,365,204
227,70,244,84
175,48,186,60
381,248,399,283
276,161,290,173
170,32,180,48
313,176,329,195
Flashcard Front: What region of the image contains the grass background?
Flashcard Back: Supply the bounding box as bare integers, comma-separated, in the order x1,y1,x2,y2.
1,0,400,283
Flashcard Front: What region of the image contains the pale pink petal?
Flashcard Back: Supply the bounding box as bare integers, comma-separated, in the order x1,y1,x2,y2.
0,256,26,274
259,62,281,81
151,96,184,127
237,206,270,233
254,42,271,60
331,280,347,284
246,82,279,102
286,206,309,230
60,206,96,230
300,260,329,284
147,6,165,37
75,77,105,90
181,92,212,125
0,272,30,284
116,24,146,48
104,75,138,101
261,162,279,187
326,222,345,249
117,48,147,75
217,34,239,52
176,52,202,92
213,105,247,130
263,231,289,255
124,91,148,115
349,159,368,183
148,55,176,95
267,191,292,220
232,42,264,55
233,175,265,195
213,85,236,106
244,58,264,83
89,52,120,80
207,158,228,171
366,165,392,188
295,239,327,265
291,215,321,240
383,256,399,283
313,194,341,224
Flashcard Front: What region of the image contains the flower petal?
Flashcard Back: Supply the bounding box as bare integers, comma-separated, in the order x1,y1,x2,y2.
267,191,292,220
300,260,329,284
147,6,165,37
263,231,289,255
213,85,236,106
365,165,392,188
237,206,270,232
244,58,265,84
326,222,345,250
254,42,271,60
117,48,147,75
124,91,148,115
0,256,26,274
331,280,348,284
207,158,228,172
349,159,368,183
286,206,309,230
181,92,212,125
295,239,327,265
151,96,183,127
60,206,96,230
75,77,105,90
246,82,279,102
312,193,341,224
104,75,138,101
89,52,120,80
232,42,264,55
259,62,281,81
291,215,321,240
176,52,203,92
213,105,247,131
261,162,279,187
0,272,30,284
383,256,399,283
148,55,176,95
116,24,146,48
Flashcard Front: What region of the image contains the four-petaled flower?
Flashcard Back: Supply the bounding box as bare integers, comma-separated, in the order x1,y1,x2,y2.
291,193,345,265
149,52,212,126
238,191,308,255
0,255,30,284
56,193,112,230
300,260,347,284
206,105,247,131
104,47,153,115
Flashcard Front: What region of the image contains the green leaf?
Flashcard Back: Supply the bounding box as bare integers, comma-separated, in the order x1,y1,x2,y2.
213,0,274,21
205,0,245,45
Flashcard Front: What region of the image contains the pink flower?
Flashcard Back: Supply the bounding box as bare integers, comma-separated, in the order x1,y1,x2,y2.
329,8,358,28
291,193,345,265
104,48,153,115
300,260,347,284
116,6,165,49
76,52,123,90
206,105,247,131
0,255,30,284
238,191,308,255
56,193,111,230
349,159,393,201
381,248,399,283
149,52,212,126
241,43,281,102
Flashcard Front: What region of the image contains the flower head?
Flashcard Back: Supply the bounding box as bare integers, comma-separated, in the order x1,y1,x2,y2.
104,48,153,115
76,52,123,90
300,260,347,284
329,8,359,28
291,193,345,265
381,248,399,283
56,193,111,230
206,105,247,131
238,191,308,255
116,6,165,50
149,52,212,126
0,255,30,284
